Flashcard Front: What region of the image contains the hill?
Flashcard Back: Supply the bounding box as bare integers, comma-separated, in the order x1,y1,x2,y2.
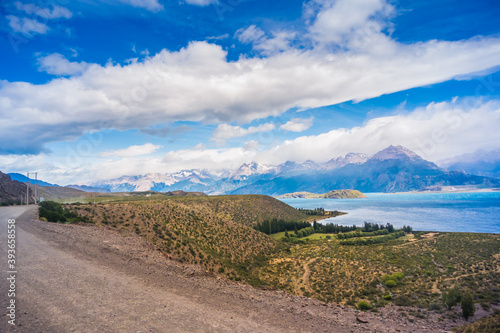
0,171,31,205
277,189,367,199
66,194,308,282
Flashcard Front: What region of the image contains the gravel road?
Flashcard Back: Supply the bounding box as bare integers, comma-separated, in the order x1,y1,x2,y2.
0,206,446,333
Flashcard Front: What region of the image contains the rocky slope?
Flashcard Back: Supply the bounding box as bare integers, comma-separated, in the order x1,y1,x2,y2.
0,171,31,205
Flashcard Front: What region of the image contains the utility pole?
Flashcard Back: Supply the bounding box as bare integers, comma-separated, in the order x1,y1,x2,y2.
34,172,38,204
26,172,29,205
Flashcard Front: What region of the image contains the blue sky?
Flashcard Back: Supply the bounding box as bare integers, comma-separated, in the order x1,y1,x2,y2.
1,0,500,184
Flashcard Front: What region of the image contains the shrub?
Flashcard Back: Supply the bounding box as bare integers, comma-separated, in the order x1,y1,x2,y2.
383,294,392,300
461,292,475,321
443,285,462,310
385,280,397,288
357,301,372,310
38,201,66,223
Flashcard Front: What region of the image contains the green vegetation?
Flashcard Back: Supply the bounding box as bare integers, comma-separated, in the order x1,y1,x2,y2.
45,193,499,327
253,218,311,235
297,207,347,217
461,292,475,321
65,195,308,284
357,300,372,310
38,201,89,223
256,231,500,313
443,285,462,309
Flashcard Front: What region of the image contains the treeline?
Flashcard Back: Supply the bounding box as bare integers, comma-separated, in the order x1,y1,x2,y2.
339,231,406,245
254,218,311,235
337,228,390,239
312,221,412,235
298,207,327,216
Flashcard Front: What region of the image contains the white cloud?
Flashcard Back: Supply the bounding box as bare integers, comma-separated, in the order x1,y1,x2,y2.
306,0,393,44
37,53,90,76
236,25,266,44
3,1,500,154
183,0,218,6
100,143,161,157
7,15,49,36
14,2,72,19
206,33,230,41
280,117,314,132
211,123,276,145
236,26,296,54
161,144,258,172
257,99,500,164
117,0,164,12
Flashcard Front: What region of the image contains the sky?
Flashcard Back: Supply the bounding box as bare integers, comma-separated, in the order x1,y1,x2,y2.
1,0,500,185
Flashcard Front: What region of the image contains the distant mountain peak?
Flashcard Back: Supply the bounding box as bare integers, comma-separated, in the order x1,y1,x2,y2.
371,145,421,161
228,161,274,180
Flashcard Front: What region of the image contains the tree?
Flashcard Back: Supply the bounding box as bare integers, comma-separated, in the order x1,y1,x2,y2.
461,292,475,321
443,285,461,310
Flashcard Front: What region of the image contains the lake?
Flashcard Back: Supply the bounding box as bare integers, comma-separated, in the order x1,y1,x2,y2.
279,192,500,233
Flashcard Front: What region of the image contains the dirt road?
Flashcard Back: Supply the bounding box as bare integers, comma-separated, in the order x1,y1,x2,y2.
0,206,440,332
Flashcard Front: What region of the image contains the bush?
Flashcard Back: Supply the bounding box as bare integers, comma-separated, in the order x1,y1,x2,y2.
383,295,392,300
461,292,475,321
443,285,462,310
385,280,397,288
357,301,372,310
38,201,66,223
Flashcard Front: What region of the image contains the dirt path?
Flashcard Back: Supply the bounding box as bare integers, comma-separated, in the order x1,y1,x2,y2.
0,206,447,332
296,258,316,296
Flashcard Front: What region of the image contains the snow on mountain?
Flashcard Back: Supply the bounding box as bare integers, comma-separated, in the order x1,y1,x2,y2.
89,170,219,192
85,145,492,194
228,162,275,180
322,153,370,170
370,145,421,161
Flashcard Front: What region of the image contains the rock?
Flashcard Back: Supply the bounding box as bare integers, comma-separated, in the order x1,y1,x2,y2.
356,313,369,323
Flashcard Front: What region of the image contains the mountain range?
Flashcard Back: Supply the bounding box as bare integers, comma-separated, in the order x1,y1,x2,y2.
439,148,500,179
79,145,499,195
6,145,498,197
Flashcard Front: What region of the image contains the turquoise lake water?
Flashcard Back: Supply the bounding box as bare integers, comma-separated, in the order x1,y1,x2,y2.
279,192,500,233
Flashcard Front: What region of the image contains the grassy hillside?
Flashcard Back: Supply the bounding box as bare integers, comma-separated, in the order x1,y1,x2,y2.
166,194,308,227
257,232,500,312
66,195,308,282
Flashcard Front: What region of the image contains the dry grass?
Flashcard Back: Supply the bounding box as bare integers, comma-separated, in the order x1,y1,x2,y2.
67,196,295,282
257,232,500,309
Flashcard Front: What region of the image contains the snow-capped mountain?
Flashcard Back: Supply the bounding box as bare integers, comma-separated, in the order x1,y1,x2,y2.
370,145,421,161
322,153,370,170
83,146,499,195
228,162,275,180
88,170,219,193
